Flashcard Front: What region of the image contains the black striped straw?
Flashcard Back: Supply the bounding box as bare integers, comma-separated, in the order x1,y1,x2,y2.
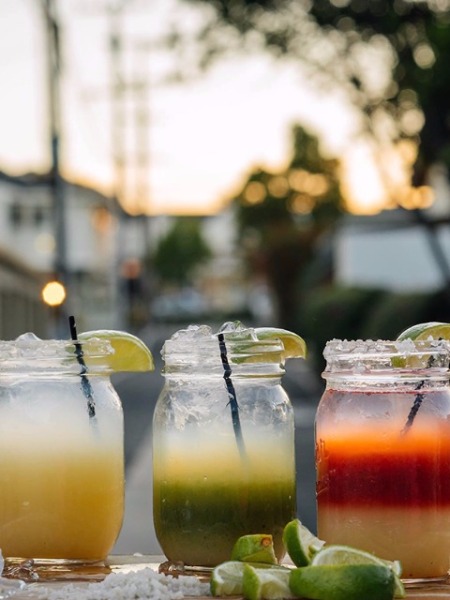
69,315,96,419
401,346,442,434
218,333,246,459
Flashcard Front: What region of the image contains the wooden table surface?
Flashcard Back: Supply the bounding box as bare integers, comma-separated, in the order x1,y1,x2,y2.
4,555,450,599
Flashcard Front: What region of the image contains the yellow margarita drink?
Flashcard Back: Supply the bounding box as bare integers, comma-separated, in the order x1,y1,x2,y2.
0,334,127,563
0,427,123,560
153,429,296,567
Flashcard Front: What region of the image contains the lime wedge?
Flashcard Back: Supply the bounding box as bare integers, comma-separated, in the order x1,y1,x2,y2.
243,564,294,600
78,330,154,372
255,328,307,360
282,519,325,567
289,564,396,600
211,561,246,596
231,534,277,564
311,545,404,598
396,321,450,342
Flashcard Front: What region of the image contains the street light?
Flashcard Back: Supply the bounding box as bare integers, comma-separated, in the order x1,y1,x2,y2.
42,280,66,307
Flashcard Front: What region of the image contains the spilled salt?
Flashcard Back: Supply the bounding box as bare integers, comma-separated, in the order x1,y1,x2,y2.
37,568,210,600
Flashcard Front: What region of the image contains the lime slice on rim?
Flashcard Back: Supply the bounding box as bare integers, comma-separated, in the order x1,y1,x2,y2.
396,322,450,342
282,519,325,567
392,322,450,369
311,545,404,598
242,564,294,600
231,534,277,564
255,328,307,360
289,564,396,600
78,330,154,372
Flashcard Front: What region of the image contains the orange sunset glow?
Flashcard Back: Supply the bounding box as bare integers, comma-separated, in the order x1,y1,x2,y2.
0,0,424,217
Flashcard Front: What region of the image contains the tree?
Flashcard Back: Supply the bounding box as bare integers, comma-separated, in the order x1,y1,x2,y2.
171,0,450,295
234,125,343,328
171,0,450,191
152,217,212,286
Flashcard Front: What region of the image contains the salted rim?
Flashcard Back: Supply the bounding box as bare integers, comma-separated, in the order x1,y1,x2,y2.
324,338,450,359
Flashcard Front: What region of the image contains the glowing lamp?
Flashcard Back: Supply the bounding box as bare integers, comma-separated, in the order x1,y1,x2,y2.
42,281,66,307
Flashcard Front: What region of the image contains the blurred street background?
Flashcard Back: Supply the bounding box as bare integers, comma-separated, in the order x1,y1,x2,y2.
1,0,450,553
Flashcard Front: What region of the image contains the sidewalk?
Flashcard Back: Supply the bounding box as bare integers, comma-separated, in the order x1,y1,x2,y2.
113,427,162,555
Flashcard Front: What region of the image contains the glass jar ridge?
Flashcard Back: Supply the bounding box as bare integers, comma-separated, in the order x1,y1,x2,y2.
162,324,286,377
0,335,115,376
323,338,450,388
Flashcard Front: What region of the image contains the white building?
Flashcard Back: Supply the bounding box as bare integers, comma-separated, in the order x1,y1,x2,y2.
0,170,122,334
334,164,450,293
335,209,450,292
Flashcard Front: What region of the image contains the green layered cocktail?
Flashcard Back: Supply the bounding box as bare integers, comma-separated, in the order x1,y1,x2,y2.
153,429,296,566
152,324,304,568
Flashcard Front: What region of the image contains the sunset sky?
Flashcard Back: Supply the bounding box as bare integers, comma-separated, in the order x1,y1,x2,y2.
0,0,396,216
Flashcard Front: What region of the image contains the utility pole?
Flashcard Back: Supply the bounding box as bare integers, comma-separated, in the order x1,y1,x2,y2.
42,0,68,334
108,6,153,325
108,3,131,327
109,4,127,208
132,45,152,319
81,1,153,326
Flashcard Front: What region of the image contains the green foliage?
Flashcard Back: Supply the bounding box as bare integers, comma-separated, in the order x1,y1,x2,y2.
151,217,212,285
361,288,450,340
178,0,450,182
233,125,343,328
298,285,450,375
299,286,385,374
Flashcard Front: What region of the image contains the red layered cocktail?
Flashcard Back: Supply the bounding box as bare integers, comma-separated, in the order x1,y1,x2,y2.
316,339,450,580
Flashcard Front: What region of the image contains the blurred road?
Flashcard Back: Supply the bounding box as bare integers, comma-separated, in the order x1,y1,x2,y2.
112,322,323,555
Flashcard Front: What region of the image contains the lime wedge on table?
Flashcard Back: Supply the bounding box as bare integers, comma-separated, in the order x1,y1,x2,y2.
289,564,396,600
396,321,450,342
311,545,404,598
78,330,154,372
231,534,277,564
242,564,294,600
211,561,246,596
255,328,307,360
211,561,290,597
282,518,325,567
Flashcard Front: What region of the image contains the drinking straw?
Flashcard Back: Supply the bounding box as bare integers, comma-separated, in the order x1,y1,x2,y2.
218,333,246,459
69,315,96,419
402,351,437,434
401,380,425,434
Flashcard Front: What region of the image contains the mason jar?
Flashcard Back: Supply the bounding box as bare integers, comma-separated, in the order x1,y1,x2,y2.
0,334,124,565
316,338,450,580
153,325,297,568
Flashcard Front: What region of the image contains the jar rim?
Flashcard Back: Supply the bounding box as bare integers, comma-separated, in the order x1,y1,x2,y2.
324,338,450,358
162,324,285,362
0,336,114,365
323,338,450,377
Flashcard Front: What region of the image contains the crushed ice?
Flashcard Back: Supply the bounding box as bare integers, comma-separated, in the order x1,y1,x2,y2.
0,550,27,597
169,324,213,341
163,322,259,357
